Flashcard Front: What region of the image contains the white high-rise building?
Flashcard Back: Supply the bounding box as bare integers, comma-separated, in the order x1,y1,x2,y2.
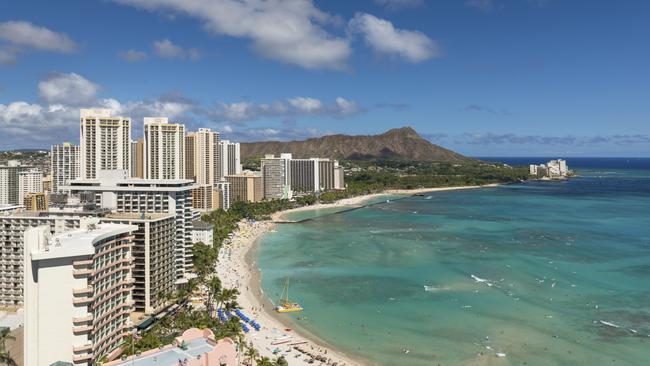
144,117,185,180
51,142,80,192
79,109,131,179
219,140,241,179
24,220,137,366
185,128,220,185
63,170,198,280
215,180,231,211
261,154,292,200
0,212,87,307
0,161,32,205
18,169,43,203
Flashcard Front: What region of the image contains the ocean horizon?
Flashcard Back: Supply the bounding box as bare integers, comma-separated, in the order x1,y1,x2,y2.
256,158,650,365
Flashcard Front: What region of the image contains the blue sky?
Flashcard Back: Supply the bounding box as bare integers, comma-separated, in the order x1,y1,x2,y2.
1,0,649,156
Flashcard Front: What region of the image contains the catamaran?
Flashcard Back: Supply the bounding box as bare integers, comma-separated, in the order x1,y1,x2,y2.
275,278,304,313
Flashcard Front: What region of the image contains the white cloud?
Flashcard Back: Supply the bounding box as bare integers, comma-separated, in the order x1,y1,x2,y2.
335,97,361,116
153,39,185,58
216,102,256,121
119,49,148,62
0,21,77,53
38,73,100,105
115,0,351,70
227,126,327,142
349,13,440,63
208,96,362,122
0,73,361,148
152,39,201,61
288,97,323,112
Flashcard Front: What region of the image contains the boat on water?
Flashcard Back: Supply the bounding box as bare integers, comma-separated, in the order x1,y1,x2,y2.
275,278,304,313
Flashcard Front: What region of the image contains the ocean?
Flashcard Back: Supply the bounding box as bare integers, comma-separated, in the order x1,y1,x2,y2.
256,158,650,365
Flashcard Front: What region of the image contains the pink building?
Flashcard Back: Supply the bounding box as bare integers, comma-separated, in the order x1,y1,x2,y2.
106,328,238,366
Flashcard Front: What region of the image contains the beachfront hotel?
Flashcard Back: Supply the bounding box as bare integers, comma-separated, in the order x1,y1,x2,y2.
80,109,132,179
104,328,238,366
62,170,198,281
261,154,293,200
143,117,186,180
51,142,81,193
261,154,345,199
225,171,263,203
101,213,177,315
529,159,570,179
23,219,137,365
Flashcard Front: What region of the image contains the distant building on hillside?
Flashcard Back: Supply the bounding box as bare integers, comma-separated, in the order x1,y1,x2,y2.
529,159,570,179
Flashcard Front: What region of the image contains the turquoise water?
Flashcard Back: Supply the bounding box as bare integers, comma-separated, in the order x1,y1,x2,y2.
257,166,650,366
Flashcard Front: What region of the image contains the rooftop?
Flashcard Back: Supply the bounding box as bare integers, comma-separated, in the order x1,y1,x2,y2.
105,212,176,221
191,220,213,229
30,222,136,261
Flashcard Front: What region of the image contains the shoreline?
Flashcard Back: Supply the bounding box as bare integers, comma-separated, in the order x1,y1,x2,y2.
215,183,502,365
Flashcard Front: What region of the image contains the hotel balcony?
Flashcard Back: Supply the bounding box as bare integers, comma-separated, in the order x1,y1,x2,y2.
72,286,93,295
73,296,94,306
72,343,93,353
73,314,94,324
72,352,92,363
73,268,94,277
72,324,93,334
73,259,93,267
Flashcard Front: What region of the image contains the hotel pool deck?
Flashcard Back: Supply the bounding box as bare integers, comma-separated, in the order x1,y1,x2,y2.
116,338,214,366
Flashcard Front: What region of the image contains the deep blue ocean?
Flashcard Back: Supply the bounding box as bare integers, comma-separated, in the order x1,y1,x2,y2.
257,158,650,365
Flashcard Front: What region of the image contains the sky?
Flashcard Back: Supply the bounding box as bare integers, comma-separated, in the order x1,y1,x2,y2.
1,0,649,157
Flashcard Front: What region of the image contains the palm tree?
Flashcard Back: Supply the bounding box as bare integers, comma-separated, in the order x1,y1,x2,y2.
206,276,222,317
244,344,259,366
255,356,275,366
0,328,14,349
0,350,17,366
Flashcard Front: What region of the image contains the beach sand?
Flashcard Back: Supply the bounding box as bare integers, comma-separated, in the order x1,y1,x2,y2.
214,184,500,365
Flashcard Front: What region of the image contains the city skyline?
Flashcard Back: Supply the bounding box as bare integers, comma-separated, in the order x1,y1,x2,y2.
2,0,650,157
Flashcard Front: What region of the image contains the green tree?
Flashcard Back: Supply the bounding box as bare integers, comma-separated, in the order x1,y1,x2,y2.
0,328,14,349
276,355,289,366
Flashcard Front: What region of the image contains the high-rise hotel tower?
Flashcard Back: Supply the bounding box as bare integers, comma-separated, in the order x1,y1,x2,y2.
79,109,131,179
143,117,185,180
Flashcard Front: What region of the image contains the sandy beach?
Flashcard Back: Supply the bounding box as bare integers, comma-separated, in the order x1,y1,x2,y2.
214,184,501,365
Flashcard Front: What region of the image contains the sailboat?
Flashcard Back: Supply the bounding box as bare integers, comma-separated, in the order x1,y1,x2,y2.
274,278,304,313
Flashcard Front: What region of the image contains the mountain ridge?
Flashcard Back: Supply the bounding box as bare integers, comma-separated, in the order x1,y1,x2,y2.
241,127,472,162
